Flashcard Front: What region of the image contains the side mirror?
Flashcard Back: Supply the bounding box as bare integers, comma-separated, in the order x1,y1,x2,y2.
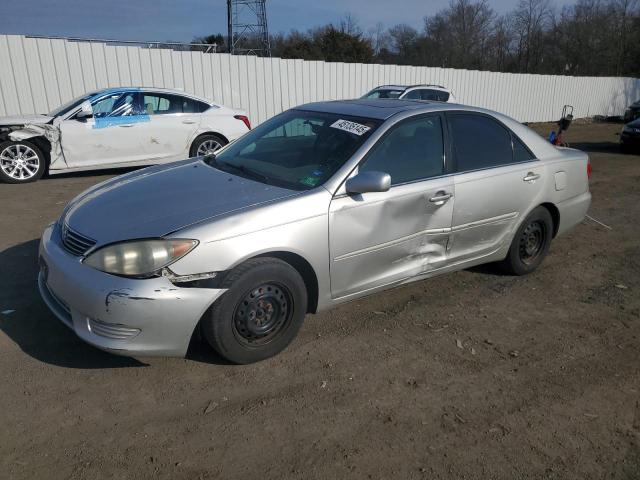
345,171,391,194
76,100,93,121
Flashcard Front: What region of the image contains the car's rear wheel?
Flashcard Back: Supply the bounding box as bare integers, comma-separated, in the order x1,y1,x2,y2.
190,133,227,157
499,206,553,275
202,257,307,364
0,140,46,184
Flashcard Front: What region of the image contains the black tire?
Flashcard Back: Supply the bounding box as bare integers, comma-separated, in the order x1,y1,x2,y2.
202,257,307,364
0,140,46,184
499,206,553,276
189,133,228,157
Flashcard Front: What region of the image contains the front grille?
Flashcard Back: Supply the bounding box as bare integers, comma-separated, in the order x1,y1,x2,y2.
87,318,140,340
61,223,96,256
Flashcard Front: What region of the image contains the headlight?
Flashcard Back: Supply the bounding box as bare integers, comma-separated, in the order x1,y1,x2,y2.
83,239,198,277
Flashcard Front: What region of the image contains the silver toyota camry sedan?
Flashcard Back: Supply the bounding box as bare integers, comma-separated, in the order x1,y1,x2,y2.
38,99,591,364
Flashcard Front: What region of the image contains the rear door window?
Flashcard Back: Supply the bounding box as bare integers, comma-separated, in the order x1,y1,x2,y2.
420,89,450,102
142,93,203,115
403,89,422,100
513,136,535,162
196,101,211,113
362,88,405,99
448,113,515,172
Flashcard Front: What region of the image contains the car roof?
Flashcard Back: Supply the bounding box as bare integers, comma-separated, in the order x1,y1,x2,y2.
296,99,450,120
87,87,214,105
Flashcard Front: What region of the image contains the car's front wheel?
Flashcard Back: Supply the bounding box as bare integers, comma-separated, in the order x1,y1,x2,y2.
190,133,228,158
0,140,46,183
499,206,553,275
202,258,308,364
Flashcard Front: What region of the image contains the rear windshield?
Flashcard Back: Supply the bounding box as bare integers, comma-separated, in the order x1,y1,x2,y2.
212,110,381,190
361,88,405,99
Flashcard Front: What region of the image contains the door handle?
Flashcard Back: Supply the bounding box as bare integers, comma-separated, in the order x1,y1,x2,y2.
429,191,453,205
182,120,197,124
118,124,135,128
523,172,541,182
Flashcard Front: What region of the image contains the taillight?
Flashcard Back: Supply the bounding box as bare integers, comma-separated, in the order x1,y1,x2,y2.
234,115,251,130
587,159,592,180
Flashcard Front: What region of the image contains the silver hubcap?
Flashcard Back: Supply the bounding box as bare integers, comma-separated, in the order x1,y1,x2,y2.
196,139,222,156
1,144,40,180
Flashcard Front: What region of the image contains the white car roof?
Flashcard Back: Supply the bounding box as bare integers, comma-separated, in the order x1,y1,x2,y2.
88,87,216,106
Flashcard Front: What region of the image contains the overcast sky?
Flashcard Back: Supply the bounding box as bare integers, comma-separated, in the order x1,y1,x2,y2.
0,0,574,43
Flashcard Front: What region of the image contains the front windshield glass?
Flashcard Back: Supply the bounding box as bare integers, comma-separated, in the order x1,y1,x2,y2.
213,110,381,190
48,94,93,117
362,88,405,99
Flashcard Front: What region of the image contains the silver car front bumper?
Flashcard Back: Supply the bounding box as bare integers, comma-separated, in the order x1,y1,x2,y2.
38,223,226,357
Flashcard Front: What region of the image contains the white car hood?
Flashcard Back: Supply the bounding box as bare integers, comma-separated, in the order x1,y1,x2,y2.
0,114,53,126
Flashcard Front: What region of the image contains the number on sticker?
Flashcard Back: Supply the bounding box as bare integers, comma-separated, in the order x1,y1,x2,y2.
330,119,371,136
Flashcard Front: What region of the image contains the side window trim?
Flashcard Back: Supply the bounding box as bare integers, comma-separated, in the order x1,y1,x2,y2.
356,112,448,188
445,111,538,174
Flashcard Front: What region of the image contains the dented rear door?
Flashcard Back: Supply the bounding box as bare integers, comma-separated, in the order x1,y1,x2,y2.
138,92,202,162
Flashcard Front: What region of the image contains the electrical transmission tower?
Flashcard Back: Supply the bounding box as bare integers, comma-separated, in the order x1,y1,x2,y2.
227,0,271,56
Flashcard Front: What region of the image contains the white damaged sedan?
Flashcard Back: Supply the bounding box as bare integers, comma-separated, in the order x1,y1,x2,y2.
0,87,250,183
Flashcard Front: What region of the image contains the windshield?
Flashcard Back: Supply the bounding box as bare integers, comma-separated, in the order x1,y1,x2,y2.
362,88,405,99
213,110,381,190
48,94,93,117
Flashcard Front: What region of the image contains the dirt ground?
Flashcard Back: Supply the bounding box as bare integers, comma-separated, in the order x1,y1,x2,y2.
0,122,639,480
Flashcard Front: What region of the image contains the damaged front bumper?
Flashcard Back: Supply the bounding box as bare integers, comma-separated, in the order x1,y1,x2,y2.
9,120,67,170
38,223,226,357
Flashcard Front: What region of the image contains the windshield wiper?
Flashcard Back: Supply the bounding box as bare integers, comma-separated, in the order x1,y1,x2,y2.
218,161,271,183
201,154,274,184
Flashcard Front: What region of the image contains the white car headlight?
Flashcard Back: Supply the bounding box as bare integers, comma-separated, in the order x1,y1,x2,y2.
84,239,198,277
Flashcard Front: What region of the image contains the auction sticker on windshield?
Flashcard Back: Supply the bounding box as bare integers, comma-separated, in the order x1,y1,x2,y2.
330,119,371,136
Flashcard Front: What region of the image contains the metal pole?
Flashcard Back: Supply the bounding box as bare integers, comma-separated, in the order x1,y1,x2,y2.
227,0,233,54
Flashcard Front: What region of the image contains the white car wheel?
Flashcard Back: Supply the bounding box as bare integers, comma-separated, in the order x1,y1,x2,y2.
196,139,223,156
0,141,46,184
191,134,228,158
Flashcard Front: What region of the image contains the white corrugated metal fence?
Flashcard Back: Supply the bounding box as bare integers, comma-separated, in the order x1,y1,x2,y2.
1,34,639,124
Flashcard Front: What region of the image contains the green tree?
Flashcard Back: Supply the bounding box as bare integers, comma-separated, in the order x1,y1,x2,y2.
191,34,226,52
317,26,374,63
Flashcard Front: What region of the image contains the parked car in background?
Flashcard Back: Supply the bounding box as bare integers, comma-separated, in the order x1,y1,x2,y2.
38,99,591,364
620,118,640,152
0,87,250,184
623,99,640,123
362,84,457,103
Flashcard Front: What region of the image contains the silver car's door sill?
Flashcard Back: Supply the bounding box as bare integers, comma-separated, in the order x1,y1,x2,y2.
331,244,506,303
